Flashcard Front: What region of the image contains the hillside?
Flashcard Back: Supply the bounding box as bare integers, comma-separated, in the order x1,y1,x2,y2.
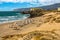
14,3,60,12
40,3,60,10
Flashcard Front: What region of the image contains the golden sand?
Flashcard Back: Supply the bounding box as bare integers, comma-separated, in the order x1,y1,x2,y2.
0,11,60,40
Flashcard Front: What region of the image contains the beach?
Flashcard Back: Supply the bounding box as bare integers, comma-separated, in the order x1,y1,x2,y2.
0,10,60,40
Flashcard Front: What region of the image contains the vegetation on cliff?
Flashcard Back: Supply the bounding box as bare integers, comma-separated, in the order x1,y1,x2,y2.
21,8,47,18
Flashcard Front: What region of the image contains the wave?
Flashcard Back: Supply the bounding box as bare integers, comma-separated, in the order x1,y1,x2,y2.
0,13,30,24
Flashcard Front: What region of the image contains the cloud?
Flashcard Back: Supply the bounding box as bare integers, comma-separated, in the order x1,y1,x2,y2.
0,0,18,3
0,0,60,6
0,0,60,5
0,0,34,3
0,0,60,3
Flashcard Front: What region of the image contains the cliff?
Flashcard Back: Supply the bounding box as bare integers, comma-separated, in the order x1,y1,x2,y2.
21,8,47,18
21,8,58,18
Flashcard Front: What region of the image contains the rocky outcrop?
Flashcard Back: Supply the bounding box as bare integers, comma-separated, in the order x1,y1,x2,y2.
21,8,47,18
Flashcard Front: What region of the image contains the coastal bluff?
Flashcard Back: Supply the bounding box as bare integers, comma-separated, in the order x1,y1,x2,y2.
21,8,46,18
0,8,60,40
21,8,57,18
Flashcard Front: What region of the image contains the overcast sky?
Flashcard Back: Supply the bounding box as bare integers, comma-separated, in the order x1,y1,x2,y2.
0,0,60,11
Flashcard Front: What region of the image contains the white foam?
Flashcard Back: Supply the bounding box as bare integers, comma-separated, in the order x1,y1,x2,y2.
0,16,29,24
0,13,30,24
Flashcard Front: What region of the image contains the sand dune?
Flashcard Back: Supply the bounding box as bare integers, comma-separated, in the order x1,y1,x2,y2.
0,11,60,40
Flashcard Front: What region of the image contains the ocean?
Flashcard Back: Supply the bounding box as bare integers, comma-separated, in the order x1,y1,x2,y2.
0,11,30,24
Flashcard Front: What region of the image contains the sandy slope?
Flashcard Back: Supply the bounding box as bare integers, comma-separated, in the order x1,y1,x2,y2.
0,12,60,40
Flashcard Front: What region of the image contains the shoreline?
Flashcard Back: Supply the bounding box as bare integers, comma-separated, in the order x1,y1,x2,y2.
0,8,60,40
0,14,30,25
0,17,29,25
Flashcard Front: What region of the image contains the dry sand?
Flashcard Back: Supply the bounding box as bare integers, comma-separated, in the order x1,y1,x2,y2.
0,12,60,40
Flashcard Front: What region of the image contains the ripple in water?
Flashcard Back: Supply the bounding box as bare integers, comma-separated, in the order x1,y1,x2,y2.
0,12,30,24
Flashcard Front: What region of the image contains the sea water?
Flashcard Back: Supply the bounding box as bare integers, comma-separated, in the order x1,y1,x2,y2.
0,11,30,24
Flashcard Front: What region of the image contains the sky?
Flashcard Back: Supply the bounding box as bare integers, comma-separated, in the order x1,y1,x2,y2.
0,0,60,11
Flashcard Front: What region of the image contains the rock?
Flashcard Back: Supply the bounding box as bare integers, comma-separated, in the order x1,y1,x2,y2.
21,8,46,18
